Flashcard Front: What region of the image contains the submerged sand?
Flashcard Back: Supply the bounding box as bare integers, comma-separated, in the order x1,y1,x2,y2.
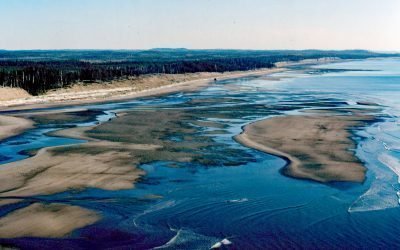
235,110,376,183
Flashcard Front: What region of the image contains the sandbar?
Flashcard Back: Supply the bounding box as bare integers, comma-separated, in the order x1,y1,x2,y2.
235,110,376,183
0,203,100,238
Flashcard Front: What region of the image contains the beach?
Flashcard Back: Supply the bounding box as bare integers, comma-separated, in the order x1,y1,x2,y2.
0,58,341,112
0,68,285,111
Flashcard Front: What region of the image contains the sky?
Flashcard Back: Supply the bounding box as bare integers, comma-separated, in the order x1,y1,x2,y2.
0,0,399,51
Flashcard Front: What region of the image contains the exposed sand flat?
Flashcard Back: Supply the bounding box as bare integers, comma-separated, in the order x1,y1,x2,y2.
235,111,375,183
0,203,100,238
0,119,162,204
0,116,166,237
0,142,146,204
0,68,284,110
0,115,34,141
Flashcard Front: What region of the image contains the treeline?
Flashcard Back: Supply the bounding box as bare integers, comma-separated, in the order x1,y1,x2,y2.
0,57,275,95
0,49,397,95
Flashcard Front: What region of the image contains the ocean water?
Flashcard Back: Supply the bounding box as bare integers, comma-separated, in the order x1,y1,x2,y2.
0,58,399,249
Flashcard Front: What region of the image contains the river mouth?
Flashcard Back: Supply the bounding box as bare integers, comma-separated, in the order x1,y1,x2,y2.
0,59,400,249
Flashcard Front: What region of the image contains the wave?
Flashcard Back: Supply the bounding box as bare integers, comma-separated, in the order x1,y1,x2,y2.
133,200,176,228
378,153,400,178
153,228,222,249
348,183,398,213
349,144,399,212
348,152,400,213
227,198,248,203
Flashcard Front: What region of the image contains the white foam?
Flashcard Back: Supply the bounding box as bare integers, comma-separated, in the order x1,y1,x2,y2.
134,200,176,227
347,100,357,105
378,153,400,177
210,242,222,249
153,228,181,249
228,198,248,203
349,153,400,212
210,238,233,249
152,228,220,249
221,238,232,245
348,182,399,213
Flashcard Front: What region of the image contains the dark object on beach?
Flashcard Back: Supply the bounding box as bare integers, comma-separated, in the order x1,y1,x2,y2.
214,78,217,81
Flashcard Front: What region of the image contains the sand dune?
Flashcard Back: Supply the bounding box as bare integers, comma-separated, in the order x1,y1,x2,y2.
0,87,31,101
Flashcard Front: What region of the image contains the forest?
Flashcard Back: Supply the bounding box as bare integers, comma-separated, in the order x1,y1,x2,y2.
0,49,397,95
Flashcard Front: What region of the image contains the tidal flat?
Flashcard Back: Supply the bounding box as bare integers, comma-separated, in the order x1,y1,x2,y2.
0,58,399,249
0,107,256,238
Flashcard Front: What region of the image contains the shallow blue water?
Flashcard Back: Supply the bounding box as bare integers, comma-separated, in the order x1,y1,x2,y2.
0,58,400,249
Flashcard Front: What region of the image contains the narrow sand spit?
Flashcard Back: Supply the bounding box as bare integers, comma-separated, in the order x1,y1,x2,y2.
0,203,100,238
0,115,34,141
235,110,376,183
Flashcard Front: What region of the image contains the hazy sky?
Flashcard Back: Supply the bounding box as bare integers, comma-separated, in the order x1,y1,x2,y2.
1,0,399,51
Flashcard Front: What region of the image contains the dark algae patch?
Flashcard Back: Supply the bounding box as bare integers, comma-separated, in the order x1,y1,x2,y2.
30,110,105,125
85,109,255,167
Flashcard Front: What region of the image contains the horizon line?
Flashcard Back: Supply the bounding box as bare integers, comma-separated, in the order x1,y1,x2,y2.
0,48,399,53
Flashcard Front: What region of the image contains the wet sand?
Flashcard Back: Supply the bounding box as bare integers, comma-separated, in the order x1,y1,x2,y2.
0,118,154,237
0,120,156,204
235,110,376,183
0,115,34,141
0,109,217,237
0,203,100,238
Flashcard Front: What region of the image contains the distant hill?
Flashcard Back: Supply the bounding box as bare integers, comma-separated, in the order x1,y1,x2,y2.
0,49,397,62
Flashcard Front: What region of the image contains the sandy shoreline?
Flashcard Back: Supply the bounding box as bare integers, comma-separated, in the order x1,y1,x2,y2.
235,110,377,183
0,115,34,141
0,68,285,111
0,58,342,112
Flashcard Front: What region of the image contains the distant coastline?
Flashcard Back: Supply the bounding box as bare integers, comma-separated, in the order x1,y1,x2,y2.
0,57,342,111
